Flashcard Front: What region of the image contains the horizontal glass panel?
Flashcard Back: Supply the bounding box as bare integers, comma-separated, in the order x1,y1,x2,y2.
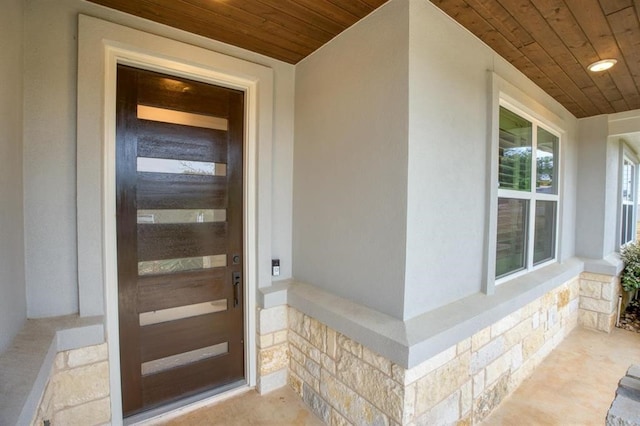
137,104,228,131
141,342,228,376
533,201,556,265
139,299,227,326
496,198,528,278
138,254,226,275
137,157,226,176
137,209,226,224
499,107,532,191
536,127,558,194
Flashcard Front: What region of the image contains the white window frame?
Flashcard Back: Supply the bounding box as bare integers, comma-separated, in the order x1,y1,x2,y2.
618,146,638,248
493,100,561,285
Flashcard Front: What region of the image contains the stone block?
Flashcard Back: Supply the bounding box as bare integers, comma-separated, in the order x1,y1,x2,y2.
53,397,111,426
471,327,491,352
51,361,110,411
414,390,460,426
557,288,570,308
606,394,640,426
259,305,287,334
363,346,392,376
473,372,485,398
289,371,303,396
504,319,532,348
522,328,544,360
583,272,616,283
580,297,613,314
460,380,472,416
511,344,523,370
337,333,362,358
289,330,321,362
580,280,602,298
55,353,66,371
532,311,540,329
336,349,403,422
474,374,509,422
602,282,617,301
415,352,470,416
403,383,416,424
331,408,351,426
521,299,541,319
319,369,389,426
569,279,580,299
305,357,321,379
321,353,337,375
259,333,273,348
491,311,522,337
308,317,326,351
326,328,337,359
457,338,471,355
273,329,288,345
485,351,511,386
578,309,599,329
598,312,617,333
398,345,456,385
289,342,305,364
619,376,640,399
547,305,558,328
303,383,331,424
259,343,288,375
470,336,505,374
66,344,108,368
290,358,319,392
258,369,287,394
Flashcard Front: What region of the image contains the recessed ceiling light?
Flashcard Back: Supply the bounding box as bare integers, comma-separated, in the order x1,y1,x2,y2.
588,59,617,72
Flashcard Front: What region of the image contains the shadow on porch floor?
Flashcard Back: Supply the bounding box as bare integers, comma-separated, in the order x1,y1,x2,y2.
148,327,639,425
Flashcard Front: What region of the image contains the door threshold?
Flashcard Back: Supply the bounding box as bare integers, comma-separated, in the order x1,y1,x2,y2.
128,380,250,425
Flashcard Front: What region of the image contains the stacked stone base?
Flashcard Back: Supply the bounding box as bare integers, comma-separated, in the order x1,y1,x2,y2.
578,272,622,333
31,343,111,426
283,277,579,425
607,365,640,426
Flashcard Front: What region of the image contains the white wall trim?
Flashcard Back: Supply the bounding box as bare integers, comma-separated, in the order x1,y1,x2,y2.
77,15,274,424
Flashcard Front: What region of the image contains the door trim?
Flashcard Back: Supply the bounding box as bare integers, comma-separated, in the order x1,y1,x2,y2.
78,15,275,424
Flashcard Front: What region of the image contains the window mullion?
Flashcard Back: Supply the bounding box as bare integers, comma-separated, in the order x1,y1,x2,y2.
527,124,538,270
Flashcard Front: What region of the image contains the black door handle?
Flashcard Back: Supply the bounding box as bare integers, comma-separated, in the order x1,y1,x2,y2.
233,271,241,307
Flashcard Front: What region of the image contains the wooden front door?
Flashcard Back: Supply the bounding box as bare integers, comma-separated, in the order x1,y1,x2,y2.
115,65,245,417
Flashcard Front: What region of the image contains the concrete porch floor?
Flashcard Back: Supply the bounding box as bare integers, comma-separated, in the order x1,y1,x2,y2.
150,327,639,425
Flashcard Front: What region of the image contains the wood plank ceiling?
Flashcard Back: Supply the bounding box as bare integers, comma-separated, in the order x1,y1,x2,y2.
88,0,640,118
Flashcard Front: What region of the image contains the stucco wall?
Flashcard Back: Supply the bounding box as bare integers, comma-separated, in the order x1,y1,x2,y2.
403,0,579,318
293,0,410,319
23,0,295,317
294,0,580,320
0,0,26,352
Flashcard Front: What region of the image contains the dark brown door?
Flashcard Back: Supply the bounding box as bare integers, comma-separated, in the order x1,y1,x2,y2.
116,65,245,417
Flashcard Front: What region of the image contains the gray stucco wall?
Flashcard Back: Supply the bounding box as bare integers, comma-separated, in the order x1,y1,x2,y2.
0,0,26,352
23,0,296,317
293,0,410,319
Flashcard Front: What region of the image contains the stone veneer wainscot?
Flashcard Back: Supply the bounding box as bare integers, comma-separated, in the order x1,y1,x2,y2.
31,343,111,425
278,277,580,425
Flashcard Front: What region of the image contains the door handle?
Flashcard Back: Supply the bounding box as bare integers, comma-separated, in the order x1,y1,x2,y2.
232,271,241,307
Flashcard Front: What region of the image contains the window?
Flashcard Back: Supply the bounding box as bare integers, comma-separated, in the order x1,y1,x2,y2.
620,156,636,247
495,105,559,281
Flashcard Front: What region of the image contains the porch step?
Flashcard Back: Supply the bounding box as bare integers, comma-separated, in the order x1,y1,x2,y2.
607,365,640,426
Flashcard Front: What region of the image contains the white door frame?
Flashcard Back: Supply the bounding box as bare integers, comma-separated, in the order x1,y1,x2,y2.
77,15,274,424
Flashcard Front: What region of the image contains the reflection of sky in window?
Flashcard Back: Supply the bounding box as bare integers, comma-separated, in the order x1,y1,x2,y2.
137,157,224,175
